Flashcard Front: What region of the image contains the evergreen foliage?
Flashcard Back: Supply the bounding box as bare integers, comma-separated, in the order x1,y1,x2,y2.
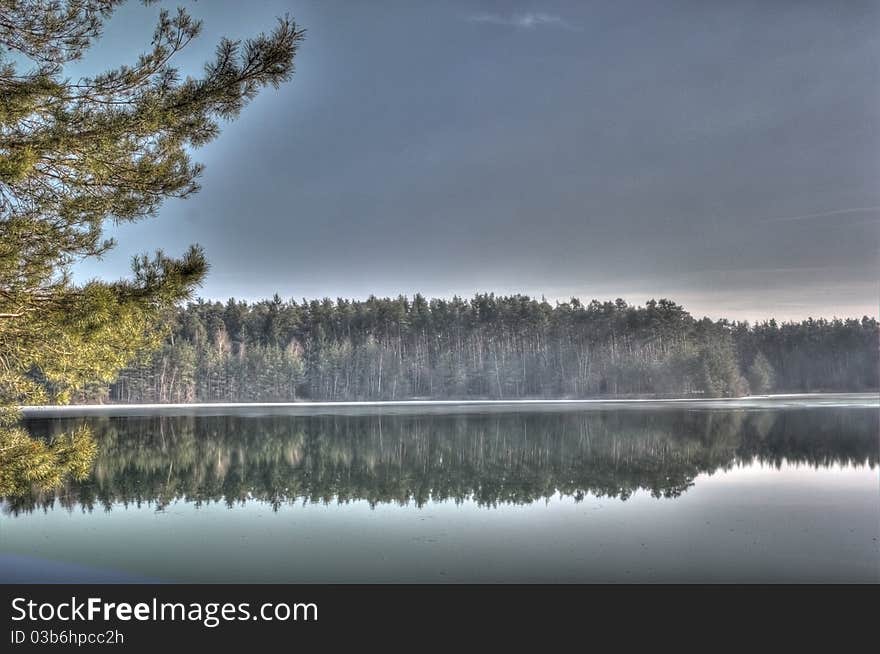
1,1,302,488
747,352,775,395
75,294,879,403
1,0,302,405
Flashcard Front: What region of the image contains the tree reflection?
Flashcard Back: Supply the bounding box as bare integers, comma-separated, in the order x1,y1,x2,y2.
4,408,876,514
0,424,96,498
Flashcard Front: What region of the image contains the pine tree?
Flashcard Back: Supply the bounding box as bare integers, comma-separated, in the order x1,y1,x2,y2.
1,1,303,489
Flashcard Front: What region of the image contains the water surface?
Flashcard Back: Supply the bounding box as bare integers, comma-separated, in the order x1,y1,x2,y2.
3,396,878,582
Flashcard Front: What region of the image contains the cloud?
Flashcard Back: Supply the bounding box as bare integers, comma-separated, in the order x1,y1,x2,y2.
762,206,880,223
467,12,574,30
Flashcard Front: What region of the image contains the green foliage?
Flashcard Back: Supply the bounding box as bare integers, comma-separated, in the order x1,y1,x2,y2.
0,422,96,497
0,1,302,406
82,295,878,403
694,332,749,398
747,352,775,395
0,1,302,494
733,316,877,392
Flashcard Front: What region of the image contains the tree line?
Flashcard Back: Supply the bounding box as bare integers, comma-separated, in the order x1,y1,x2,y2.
68,294,879,403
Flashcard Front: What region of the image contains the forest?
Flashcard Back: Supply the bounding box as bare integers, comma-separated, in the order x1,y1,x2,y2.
69,294,879,403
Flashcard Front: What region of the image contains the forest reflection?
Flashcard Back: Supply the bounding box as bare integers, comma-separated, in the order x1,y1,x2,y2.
6,408,877,514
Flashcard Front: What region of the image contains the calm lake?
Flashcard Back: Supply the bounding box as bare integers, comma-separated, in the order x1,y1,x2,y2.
3,395,878,583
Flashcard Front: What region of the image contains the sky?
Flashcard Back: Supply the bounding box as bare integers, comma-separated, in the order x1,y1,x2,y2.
70,0,879,321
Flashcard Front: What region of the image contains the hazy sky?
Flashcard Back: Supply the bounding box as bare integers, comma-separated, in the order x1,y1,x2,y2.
71,0,879,321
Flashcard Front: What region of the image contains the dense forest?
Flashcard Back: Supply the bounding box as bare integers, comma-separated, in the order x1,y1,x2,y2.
71,294,879,404
9,408,877,513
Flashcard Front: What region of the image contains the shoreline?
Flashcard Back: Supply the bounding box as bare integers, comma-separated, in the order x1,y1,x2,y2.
18,392,879,417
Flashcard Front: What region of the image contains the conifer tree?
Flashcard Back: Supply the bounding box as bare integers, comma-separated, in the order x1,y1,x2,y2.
0,0,303,489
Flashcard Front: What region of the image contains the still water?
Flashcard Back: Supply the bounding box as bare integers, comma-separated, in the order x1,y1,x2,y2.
2,397,878,582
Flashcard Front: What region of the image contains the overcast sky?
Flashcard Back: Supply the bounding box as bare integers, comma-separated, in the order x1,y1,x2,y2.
72,0,879,321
